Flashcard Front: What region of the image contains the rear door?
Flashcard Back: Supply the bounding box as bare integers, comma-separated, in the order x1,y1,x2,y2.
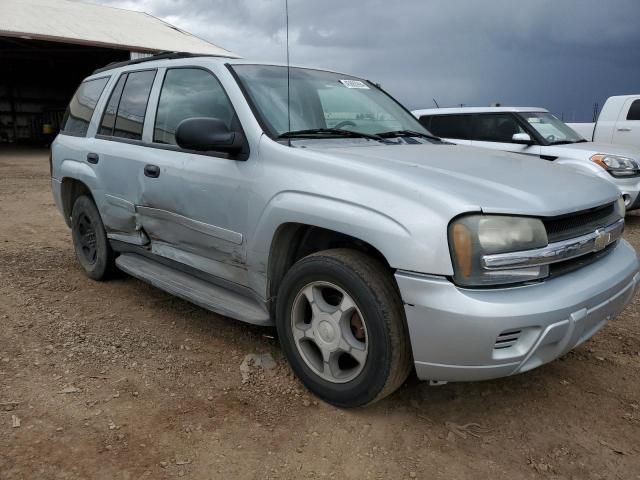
470,113,541,156
612,97,640,147
418,114,473,146
93,69,157,244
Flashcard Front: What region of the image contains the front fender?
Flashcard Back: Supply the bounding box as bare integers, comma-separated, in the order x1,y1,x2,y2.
251,190,412,264
245,190,454,298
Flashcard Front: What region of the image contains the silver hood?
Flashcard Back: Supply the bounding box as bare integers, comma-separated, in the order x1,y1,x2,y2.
311,142,621,217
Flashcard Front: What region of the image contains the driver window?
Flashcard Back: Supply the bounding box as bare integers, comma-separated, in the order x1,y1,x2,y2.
154,68,235,145
473,114,525,143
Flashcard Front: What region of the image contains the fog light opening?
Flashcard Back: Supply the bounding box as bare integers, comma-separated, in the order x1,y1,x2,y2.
623,194,631,207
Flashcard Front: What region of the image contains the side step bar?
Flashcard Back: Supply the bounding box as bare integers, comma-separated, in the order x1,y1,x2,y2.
115,253,271,326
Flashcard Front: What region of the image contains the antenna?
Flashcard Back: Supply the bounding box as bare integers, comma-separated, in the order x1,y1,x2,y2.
432,98,440,108
285,0,291,143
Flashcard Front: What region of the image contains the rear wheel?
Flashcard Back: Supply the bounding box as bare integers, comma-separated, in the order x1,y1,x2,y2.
71,195,116,280
276,249,412,407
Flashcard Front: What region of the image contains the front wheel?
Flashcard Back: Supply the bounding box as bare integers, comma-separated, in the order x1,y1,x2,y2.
276,249,413,407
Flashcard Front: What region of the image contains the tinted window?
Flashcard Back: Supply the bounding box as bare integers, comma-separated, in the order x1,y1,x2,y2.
154,68,235,145
627,99,640,121
425,114,473,140
112,70,156,140
61,77,109,136
98,75,126,136
473,113,525,143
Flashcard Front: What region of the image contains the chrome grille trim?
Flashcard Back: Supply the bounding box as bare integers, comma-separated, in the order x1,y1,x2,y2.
482,219,624,271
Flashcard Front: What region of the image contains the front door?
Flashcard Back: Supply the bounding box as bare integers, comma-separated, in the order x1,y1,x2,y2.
135,67,252,287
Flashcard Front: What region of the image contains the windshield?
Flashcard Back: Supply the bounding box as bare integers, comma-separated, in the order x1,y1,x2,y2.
231,64,432,139
519,112,585,144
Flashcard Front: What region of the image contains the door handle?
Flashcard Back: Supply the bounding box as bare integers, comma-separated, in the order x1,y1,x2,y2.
87,153,99,164
144,164,160,178
617,127,632,132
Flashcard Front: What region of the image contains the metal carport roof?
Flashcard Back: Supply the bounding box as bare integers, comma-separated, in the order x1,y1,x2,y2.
0,0,239,57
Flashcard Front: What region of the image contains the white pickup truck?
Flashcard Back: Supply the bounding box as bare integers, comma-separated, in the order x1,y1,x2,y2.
567,95,640,148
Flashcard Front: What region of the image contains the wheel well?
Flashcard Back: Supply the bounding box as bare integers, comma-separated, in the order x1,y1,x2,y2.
61,178,94,225
267,223,392,309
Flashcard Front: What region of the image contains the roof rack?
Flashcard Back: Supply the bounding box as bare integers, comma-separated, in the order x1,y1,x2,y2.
92,51,214,74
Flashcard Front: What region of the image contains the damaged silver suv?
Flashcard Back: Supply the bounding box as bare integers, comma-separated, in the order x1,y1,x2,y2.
51,53,639,407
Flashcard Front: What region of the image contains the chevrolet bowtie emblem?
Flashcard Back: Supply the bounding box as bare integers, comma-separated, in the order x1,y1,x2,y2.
594,229,611,251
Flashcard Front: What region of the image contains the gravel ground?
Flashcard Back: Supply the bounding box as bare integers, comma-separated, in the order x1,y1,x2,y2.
1,148,639,480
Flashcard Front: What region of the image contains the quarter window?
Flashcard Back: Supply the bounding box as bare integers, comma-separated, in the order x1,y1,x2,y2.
61,77,109,136
626,99,640,121
154,68,235,145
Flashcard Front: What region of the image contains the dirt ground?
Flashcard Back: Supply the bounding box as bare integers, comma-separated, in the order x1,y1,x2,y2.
0,148,639,480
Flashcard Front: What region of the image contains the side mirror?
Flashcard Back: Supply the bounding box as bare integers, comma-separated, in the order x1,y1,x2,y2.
512,132,533,145
176,117,244,154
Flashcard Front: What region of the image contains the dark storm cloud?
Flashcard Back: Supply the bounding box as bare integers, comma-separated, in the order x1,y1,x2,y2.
96,0,640,120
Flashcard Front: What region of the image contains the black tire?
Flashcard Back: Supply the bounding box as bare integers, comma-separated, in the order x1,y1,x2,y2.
276,248,413,408
71,195,116,280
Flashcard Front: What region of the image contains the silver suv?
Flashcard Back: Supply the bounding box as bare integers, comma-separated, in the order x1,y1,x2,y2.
51,53,639,407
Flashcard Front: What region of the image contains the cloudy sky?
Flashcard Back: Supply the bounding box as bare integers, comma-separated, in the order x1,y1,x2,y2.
95,0,640,121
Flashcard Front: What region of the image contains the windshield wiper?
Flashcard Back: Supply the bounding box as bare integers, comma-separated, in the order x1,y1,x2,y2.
375,129,442,142
277,128,388,143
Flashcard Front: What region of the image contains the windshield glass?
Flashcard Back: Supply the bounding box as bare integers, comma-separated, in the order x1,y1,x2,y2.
520,112,584,144
231,64,432,139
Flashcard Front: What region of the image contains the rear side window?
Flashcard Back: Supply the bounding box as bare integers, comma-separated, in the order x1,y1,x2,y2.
98,70,156,140
153,68,235,145
426,114,473,140
627,99,640,121
61,77,109,136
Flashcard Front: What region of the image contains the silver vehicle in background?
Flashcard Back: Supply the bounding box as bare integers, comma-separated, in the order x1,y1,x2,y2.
413,107,640,210
51,53,639,407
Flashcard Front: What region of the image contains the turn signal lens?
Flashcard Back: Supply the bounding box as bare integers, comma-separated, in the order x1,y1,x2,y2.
452,223,472,278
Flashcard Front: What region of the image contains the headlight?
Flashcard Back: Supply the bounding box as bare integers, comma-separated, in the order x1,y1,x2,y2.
615,196,626,217
591,154,639,177
449,215,548,287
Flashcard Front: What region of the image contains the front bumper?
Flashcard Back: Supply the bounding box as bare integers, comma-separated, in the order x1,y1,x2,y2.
611,175,640,210
396,239,639,382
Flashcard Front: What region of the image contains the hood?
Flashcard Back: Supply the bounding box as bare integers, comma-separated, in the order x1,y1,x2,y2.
309,142,620,217
549,141,640,161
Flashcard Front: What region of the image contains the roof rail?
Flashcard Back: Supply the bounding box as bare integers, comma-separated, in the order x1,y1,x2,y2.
92,51,215,74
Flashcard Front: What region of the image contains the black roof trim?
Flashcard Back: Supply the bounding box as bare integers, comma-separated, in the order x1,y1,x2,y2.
92,51,218,74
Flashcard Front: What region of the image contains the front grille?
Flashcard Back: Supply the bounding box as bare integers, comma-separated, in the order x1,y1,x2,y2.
543,203,618,243
540,202,621,278
549,243,616,278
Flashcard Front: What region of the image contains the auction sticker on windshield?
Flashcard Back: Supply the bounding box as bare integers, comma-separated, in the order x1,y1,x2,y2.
339,79,370,89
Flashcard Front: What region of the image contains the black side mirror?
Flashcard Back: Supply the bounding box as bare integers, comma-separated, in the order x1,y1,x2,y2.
176,117,244,154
